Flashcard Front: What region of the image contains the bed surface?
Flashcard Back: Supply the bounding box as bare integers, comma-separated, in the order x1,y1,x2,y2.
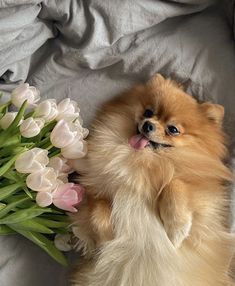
0,1,234,285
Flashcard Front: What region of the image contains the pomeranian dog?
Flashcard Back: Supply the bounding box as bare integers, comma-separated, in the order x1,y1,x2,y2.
70,74,235,286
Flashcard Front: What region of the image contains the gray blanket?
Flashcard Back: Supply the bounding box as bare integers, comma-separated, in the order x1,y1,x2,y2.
0,0,235,285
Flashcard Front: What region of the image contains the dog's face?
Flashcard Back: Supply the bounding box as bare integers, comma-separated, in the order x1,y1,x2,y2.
128,75,226,159
96,74,226,161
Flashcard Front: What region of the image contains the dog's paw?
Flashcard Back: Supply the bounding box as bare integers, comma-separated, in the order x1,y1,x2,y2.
160,203,192,249
72,226,96,258
165,215,192,248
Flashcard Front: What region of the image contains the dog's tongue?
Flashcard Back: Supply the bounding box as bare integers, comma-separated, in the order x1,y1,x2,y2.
129,134,149,150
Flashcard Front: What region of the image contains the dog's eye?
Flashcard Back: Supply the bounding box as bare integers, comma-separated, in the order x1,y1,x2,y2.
143,109,154,118
167,125,180,136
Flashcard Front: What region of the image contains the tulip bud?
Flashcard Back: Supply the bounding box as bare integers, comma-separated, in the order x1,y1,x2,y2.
11,83,40,108
56,98,80,122
48,157,73,174
50,120,78,148
20,117,44,138
15,148,49,174
73,119,89,139
61,137,87,159
0,112,21,130
36,191,53,207
26,167,58,192
35,99,58,122
48,157,73,183
52,183,84,212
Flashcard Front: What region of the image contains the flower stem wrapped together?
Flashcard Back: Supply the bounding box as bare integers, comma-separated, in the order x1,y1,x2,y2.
0,84,88,266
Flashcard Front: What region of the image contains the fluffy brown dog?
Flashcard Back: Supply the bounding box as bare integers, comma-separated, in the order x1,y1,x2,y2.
70,74,235,286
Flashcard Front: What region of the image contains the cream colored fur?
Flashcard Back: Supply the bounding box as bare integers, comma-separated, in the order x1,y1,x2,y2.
70,75,235,286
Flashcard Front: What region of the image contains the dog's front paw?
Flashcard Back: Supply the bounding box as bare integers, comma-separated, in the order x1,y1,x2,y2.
163,214,192,248
159,179,192,248
72,226,96,258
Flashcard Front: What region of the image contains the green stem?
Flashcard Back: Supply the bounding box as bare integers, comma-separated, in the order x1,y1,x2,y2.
36,137,51,148
49,149,60,158
0,100,27,147
45,144,53,151
0,100,11,113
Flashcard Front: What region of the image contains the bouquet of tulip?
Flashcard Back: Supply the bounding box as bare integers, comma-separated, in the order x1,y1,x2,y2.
0,83,88,265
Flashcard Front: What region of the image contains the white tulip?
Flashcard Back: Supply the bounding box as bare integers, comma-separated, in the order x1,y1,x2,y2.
48,157,72,183
73,118,89,139
35,99,58,122
56,98,80,122
15,148,49,174
11,83,40,108
26,167,58,192
48,157,73,174
0,112,22,130
20,117,44,138
50,120,79,148
36,191,53,207
57,173,69,183
61,137,87,159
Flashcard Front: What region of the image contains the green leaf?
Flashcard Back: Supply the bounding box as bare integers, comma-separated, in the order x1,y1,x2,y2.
0,100,11,113
0,197,30,219
22,186,33,199
0,203,6,210
9,218,54,234
35,217,69,228
0,146,27,157
36,136,51,148
0,101,27,147
0,183,21,200
48,149,60,158
41,214,70,222
0,156,12,165
0,134,21,148
3,195,35,209
0,152,24,177
9,228,68,266
0,225,15,235
53,228,70,234
3,170,27,182
40,121,56,138
7,100,27,132
0,206,53,224
24,111,35,119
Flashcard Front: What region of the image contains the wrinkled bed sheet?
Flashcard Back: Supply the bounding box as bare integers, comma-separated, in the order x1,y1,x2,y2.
0,0,235,285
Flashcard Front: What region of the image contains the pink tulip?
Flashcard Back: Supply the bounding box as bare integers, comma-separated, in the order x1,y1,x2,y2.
52,183,84,212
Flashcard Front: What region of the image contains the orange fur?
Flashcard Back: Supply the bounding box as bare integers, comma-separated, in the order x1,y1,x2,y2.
70,74,235,286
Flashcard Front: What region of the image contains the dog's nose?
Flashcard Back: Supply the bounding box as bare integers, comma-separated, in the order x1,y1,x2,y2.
142,121,156,134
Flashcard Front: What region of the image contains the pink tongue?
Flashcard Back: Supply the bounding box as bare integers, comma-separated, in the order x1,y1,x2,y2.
129,134,149,150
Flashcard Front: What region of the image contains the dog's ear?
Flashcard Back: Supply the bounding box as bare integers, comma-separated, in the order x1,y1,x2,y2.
200,102,224,126
148,74,184,90
148,74,166,87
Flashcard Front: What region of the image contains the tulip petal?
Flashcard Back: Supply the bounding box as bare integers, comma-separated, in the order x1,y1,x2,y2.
11,83,40,108
52,183,83,212
36,192,53,207
15,148,49,174
26,168,58,192
50,120,77,148
56,98,80,122
20,118,44,138
0,112,18,130
35,99,58,122
61,139,87,159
